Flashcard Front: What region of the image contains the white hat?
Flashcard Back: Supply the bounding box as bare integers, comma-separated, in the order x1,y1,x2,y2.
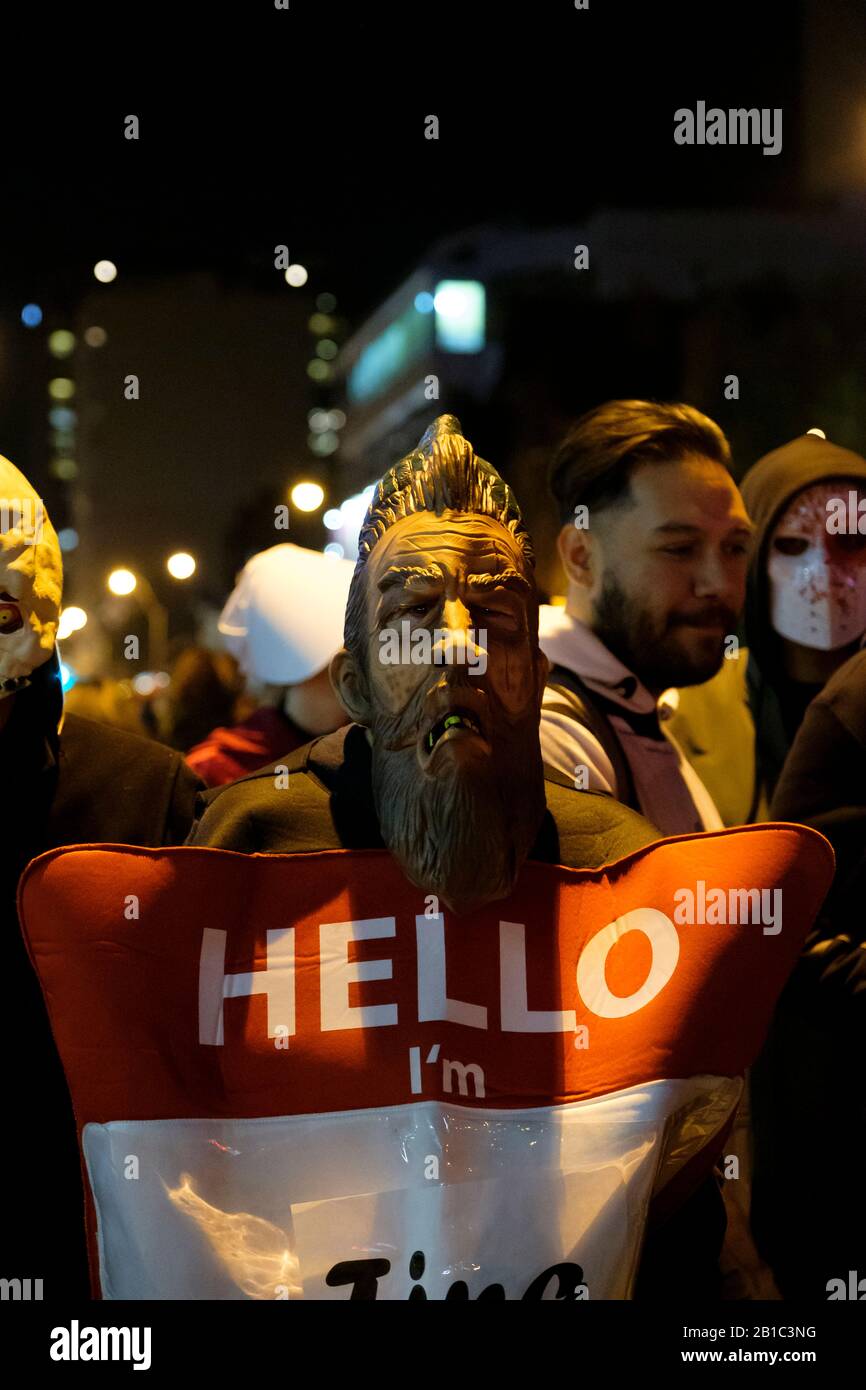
218,543,355,685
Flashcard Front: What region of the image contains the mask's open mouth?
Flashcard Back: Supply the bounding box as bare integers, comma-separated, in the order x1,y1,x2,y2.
419,706,490,769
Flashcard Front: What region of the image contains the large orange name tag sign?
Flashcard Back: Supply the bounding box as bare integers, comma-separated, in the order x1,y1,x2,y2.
19,824,832,1300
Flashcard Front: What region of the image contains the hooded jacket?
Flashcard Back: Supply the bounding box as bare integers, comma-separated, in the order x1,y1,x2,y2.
739,431,866,801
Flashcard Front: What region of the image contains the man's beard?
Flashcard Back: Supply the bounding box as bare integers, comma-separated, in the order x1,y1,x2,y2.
593,572,736,692
369,690,546,916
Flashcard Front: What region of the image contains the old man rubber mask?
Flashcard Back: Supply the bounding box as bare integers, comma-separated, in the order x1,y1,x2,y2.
768,478,866,651
331,416,548,915
0,454,62,695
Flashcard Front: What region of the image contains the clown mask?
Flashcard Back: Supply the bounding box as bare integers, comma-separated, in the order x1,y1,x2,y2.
0,456,63,696
767,480,866,651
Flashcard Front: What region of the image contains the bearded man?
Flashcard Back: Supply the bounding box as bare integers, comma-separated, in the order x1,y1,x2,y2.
541,399,753,836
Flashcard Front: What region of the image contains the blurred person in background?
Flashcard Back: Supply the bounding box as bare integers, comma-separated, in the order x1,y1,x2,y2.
0,451,203,1301
62,674,151,736
157,645,244,753
185,543,353,787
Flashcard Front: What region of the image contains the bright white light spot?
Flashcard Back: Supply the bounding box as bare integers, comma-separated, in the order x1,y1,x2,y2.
108,568,137,596
323,508,343,530
94,260,118,283
285,264,308,287
291,481,324,512
167,551,196,580
806,427,826,439
324,542,345,559
57,606,88,640
433,280,486,352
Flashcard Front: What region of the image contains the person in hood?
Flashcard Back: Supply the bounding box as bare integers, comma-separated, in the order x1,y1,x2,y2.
540,399,752,836
186,544,353,787
671,429,866,820
0,453,203,1300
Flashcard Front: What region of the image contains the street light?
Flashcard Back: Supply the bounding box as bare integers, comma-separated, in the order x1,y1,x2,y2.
167,552,196,580
108,568,137,596
106,568,168,669
291,481,325,512
57,606,88,640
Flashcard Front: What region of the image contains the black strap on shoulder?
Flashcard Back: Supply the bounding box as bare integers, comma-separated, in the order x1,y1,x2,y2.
546,664,640,812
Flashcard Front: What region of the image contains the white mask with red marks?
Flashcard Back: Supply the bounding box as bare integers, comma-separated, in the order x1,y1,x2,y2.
767,481,866,651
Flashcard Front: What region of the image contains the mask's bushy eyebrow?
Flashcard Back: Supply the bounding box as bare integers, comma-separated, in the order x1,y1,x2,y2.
377,565,443,593
466,567,531,592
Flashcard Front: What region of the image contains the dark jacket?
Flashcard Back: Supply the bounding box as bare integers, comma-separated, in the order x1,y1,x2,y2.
749,648,866,1297
3,651,202,1301
189,723,728,1299
740,432,866,803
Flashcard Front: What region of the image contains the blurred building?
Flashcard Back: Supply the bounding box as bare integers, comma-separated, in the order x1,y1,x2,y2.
330,210,866,598
66,273,314,676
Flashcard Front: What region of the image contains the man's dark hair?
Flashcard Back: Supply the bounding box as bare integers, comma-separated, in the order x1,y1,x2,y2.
344,414,534,670
549,399,733,525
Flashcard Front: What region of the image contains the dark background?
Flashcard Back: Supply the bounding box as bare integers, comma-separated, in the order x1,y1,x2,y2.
1,0,863,664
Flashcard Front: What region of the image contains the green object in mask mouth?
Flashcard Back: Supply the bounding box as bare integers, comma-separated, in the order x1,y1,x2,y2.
426,710,482,751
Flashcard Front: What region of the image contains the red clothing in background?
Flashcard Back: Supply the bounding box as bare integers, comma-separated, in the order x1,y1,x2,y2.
185,706,308,787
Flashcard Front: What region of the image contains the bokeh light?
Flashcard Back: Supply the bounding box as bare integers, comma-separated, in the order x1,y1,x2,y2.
284,264,308,287
48,378,75,400
21,304,42,327
291,481,325,512
108,568,137,596
166,551,196,580
57,607,88,640
94,260,118,283
48,330,76,358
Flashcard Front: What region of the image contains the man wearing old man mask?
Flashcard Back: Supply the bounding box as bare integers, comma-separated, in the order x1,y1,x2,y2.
189,414,731,1295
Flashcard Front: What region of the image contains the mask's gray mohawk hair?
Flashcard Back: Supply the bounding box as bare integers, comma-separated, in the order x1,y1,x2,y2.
356,414,534,567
